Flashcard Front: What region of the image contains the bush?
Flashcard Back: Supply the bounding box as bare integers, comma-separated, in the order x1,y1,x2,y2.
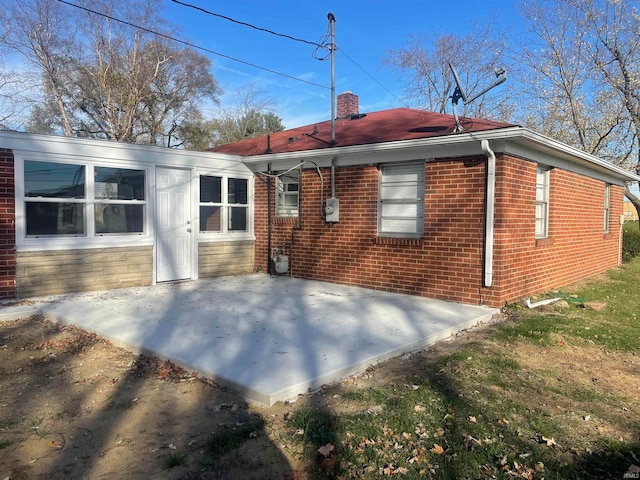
622,227,640,262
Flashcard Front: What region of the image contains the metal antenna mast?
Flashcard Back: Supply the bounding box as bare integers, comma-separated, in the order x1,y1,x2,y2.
328,12,336,145
449,63,507,133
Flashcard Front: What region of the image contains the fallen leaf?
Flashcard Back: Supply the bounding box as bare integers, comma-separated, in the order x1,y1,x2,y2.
541,436,556,447
317,442,335,458
431,443,444,455
468,416,477,423
414,405,425,412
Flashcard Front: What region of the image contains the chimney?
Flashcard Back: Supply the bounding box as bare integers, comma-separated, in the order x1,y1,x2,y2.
337,91,359,118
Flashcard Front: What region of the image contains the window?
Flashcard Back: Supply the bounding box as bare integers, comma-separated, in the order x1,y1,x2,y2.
199,176,222,232
94,167,145,234
535,167,550,238
24,160,86,236
228,178,248,231
378,163,424,237
23,160,147,238
604,184,610,233
276,170,299,217
199,175,249,233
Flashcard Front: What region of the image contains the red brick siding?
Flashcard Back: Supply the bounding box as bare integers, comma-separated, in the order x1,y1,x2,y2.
490,155,622,305
255,154,622,307
255,160,491,305
0,149,16,299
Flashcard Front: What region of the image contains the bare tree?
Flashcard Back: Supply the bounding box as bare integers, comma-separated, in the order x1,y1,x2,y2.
517,0,640,211
384,23,513,121
0,0,77,135
0,0,220,144
210,85,285,146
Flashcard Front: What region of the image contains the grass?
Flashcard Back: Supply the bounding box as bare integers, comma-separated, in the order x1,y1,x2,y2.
280,258,640,479
204,417,265,465
162,451,187,469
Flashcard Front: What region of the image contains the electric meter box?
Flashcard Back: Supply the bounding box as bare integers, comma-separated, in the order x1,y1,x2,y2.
325,197,340,222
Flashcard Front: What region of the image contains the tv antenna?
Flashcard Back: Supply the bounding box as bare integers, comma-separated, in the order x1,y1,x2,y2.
449,63,507,133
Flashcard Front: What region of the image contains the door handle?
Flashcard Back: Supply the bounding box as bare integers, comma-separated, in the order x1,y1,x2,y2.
186,228,192,233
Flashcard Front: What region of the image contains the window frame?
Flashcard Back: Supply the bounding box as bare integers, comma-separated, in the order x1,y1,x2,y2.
535,166,550,239
276,169,300,218
604,184,610,233
17,156,150,248
377,162,425,238
93,166,146,236
197,173,253,236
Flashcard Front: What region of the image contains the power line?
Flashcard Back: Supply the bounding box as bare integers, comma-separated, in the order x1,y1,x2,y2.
338,48,410,108
171,0,325,49
55,0,330,90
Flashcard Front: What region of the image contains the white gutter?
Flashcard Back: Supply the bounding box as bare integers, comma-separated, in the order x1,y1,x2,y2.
481,140,496,287
239,126,640,183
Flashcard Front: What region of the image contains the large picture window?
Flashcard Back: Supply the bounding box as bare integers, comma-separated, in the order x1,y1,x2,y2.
23,160,146,238
535,167,550,238
378,163,425,237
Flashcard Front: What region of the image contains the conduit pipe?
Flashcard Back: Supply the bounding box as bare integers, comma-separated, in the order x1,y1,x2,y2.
481,139,495,287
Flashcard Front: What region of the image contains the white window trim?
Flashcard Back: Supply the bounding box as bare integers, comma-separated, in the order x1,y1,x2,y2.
604,184,610,233
276,170,299,218
378,162,425,238
535,166,550,239
15,152,152,251
197,171,254,240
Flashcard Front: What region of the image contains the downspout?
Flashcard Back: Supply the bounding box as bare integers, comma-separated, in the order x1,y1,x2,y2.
481,140,495,287
267,162,272,275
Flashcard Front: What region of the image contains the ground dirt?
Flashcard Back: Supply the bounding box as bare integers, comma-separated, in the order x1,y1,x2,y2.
0,306,638,479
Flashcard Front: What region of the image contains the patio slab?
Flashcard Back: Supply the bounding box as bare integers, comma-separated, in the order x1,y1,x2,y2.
2,275,498,405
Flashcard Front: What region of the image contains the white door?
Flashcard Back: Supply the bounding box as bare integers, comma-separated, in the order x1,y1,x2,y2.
156,167,192,282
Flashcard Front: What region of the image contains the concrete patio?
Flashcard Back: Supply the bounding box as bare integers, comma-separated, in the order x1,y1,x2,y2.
0,275,499,405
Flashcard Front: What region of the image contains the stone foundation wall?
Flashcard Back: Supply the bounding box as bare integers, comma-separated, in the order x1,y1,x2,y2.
17,246,153,297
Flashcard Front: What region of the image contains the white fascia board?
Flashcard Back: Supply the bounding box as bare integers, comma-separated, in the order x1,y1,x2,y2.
240,126,640,184
481,127,640,184
0,130,250,175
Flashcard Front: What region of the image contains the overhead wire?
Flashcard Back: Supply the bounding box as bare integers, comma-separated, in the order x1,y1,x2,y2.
170,0,324,48
337,48,410,107
55,0,330,90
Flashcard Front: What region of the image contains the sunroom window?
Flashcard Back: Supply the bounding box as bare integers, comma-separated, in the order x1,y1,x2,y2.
228,177,248,231
199,176,249,233
199,175,222,232
94,167,145,234
24,160,86,236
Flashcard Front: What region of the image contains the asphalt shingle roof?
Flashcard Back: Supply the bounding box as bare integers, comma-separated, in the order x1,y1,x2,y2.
211,108,515,156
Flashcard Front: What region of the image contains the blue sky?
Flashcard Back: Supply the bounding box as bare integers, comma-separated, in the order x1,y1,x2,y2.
162,0,523,129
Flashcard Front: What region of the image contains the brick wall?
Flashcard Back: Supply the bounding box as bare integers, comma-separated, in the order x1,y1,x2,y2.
255,155,623,307
0,149,16,299
198,240,255,277
16,246,153,297
490,155,623,305
255,160,490,305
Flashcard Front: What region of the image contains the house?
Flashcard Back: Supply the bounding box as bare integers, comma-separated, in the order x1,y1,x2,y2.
1,92,637,307
0,132,255,299
212,92,640,307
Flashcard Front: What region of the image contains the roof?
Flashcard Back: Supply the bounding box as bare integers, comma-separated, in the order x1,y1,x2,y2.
211,108,514,156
